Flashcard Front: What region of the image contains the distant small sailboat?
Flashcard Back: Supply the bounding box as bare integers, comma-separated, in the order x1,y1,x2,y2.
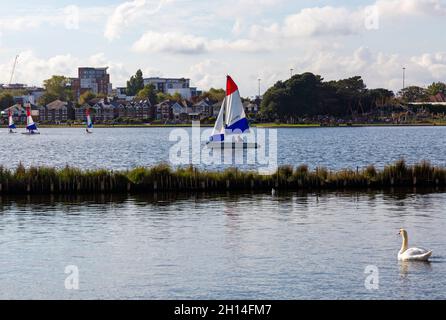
86,108,93,134
8,109,17,134
22,104,40,135
208,76,258,149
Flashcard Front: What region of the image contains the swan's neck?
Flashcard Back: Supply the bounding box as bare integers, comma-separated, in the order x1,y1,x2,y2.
400,234,408,253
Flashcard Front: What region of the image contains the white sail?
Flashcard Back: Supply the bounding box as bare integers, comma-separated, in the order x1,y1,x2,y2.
225,76,249,134
86,109,93,132
26,105,38,131
209,98,226,142
8,109,16,130
207,76,258,149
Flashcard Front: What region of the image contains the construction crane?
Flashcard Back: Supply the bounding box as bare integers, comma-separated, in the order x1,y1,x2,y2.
8,54,19,86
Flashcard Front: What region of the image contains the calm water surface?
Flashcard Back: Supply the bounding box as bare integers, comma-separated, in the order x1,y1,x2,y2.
0,191,445,300
1,127,446,299
0,127,445,170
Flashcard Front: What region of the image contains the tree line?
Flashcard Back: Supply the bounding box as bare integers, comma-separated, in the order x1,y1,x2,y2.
259,73,394,122
2,70,445,120
259,73,446,122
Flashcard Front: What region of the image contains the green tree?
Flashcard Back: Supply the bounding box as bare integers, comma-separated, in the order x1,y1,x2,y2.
201,88,225,101
398,86,428,102
260,73,393,122
136,84,157,103
172,92,182,101
79,91,97,105
126,69,145,96
156,92,172,102
38,92,59,106
0,92,14,110
365,88,395,109
427,82,446,96
260,73,335,122
41,75,73,103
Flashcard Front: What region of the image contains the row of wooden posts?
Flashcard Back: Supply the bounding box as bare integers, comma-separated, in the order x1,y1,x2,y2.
0,172,445,195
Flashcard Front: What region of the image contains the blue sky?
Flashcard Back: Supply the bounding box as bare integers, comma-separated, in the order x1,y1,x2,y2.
1,0,446,96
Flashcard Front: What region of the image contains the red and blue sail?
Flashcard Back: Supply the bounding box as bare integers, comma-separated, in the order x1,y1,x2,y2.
209,76,250,142
26,105,38,131
225,76,250,134
86,109,93,129
8,109,16,129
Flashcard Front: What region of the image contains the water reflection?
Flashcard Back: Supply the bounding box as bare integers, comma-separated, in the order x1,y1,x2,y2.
0,187,445,209
1,189,445,299
399,261,433,278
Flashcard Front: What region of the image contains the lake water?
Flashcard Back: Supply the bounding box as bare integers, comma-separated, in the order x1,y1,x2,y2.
0,191,445,300
0,126,445,170
1,127,446,300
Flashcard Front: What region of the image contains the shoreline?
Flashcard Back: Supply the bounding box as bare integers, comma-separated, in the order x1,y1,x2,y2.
6,122,446,129
0,160,445,195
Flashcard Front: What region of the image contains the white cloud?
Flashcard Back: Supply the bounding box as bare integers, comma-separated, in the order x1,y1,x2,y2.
249,0,446,40
283,7,363,38
187,59,229,90
0,51,78,85
132,30,269,54
104,0,173,41
2,0,446,96
216,0,285,17
0,17,42,31
209,38,269,53
0,6,110,33
132,31,208,54
0,51,130,88
376,0,446,17
411,52,446,79
289,46,446,92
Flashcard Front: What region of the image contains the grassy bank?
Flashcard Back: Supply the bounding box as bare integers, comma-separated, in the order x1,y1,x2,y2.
1,160,445,195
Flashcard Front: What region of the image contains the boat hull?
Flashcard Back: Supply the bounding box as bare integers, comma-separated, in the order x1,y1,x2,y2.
21,132,41,135
207,142,259,149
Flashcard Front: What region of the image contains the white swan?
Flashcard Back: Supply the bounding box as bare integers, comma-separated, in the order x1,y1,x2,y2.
398,229,432,261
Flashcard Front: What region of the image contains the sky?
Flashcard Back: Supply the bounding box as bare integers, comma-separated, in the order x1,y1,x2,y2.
1,0,446,96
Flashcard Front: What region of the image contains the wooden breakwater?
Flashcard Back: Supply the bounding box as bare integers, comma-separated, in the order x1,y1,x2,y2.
1,160,446,195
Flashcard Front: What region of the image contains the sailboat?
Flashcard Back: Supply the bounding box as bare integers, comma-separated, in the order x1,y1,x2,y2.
86,108,93,134
208,76,258,149
8,109,17,133
22,104,40,135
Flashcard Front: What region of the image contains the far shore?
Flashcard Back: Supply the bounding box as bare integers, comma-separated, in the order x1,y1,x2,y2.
6,122,446,129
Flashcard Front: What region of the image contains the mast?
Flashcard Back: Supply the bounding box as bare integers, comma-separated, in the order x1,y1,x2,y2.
9,55,19,86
